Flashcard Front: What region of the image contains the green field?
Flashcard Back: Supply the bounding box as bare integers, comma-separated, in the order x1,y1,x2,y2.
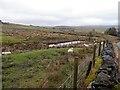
2,23,56,32
2,36,25,44
2,48,86,88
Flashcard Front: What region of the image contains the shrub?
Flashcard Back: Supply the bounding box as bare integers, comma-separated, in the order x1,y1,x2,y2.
105,27,117,36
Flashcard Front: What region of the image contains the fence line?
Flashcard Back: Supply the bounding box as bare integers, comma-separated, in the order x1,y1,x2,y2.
58,60,89,88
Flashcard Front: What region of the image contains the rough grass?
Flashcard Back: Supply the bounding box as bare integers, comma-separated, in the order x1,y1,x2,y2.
2,36,25,44
114,84,120,90
84,56,102,86
2,48,84,88
2,48,67,88
3,48,68,63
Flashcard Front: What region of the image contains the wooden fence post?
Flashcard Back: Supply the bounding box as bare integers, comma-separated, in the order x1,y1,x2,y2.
85,61,92,78
92,44,96,67
73,57,79,90
63,85,66,90
98,41,101,56
106,40,108,46
103,41,105,51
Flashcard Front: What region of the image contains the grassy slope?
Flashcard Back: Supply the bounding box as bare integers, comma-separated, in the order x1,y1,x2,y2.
2,36,25,44
2,48,84,88
2,23,56,32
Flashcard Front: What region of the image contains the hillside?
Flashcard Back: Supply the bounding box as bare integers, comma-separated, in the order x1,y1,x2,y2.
2,22,116,88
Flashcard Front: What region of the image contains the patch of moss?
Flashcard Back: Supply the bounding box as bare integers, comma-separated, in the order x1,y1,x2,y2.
113,84,120,90
84,56,102,86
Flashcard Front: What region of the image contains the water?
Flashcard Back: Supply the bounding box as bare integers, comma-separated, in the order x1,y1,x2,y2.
117,42,120,49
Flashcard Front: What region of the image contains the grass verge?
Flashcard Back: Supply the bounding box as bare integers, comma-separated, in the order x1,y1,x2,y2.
84,56,102,86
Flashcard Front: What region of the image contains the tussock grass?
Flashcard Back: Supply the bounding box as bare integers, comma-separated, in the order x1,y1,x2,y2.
2,48,83,88
2,47,92,88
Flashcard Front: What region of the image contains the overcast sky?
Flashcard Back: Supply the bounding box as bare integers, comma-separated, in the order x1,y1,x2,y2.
0,0,119,26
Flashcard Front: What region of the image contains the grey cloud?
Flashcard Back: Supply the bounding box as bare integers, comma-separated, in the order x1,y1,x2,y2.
0,0,118,26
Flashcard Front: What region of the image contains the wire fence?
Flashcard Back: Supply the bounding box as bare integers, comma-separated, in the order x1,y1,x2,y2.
58,60,89,88
58,41,103,89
